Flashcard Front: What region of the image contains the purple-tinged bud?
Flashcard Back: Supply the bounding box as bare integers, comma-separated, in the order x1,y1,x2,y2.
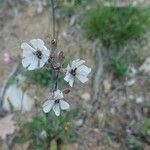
58,51,65,63
63,89,70,94
51,39,57,49
48,53,55,63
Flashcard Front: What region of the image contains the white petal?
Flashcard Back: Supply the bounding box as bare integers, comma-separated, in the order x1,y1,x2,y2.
64,73,72,82
77,65,91,75
64,74,74,87
30,39,44,50
68,77,74,87
42,100,54,113
64,65,75,87
27,56,39,70
37,39,45,50
72,59,85,68
76,74,88,83
39,48,50,67
66,64,71,71
54,90,64,99
21,42,35,57
53,104,60,116
42,46,50,58
22,57,31,68
60,100,70,110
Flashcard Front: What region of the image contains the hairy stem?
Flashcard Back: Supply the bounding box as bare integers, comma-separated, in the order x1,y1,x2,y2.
54,72,59,91
51,0,56,39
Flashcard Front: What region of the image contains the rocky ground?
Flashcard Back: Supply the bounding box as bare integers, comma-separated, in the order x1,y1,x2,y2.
0,0,150,150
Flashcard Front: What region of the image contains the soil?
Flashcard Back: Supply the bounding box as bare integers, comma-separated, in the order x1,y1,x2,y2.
0,0,150,150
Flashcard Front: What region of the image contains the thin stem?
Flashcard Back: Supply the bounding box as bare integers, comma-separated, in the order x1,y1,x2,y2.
51,0,56,39
56,138,62,150
21,91,25,112
54,72,59,91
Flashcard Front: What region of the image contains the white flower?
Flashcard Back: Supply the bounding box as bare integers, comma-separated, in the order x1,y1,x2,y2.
42,89,70,116
21,39,50,70
64,59,91,87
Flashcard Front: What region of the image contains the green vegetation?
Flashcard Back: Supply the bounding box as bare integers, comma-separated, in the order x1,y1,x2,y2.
137,118,150,141
110,57,128,77
100,134,111,145
82,5,150,48
21,57,70,87
82,4,150,77
13,111,77,150
127,137,143,150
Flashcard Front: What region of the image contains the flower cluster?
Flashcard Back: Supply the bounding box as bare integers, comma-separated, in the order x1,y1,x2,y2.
21,39,91,116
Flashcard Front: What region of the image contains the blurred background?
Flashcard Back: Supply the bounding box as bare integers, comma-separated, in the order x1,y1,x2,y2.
0,0,150,150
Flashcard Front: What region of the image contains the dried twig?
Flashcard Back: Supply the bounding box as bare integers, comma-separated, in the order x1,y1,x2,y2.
78,40,107,126
91,41,105,106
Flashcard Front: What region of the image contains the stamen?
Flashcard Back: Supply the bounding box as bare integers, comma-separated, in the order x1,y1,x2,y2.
70,68,77,76
33,50,42,59
55,99,59,104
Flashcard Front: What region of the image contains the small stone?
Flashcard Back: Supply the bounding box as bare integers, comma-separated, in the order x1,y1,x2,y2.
40,130,47,139
128,66,137,77
139,57,150,74
136,97,144,104
75,119,83,127
81,93,90,101
110,107,115,114
125,78,136,86
3,84,35,111
103,80,111,93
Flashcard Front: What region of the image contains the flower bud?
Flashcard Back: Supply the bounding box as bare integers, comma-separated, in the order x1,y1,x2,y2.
58,51,65,63
21,83,28,92
51,39,57,49
63,89,70,94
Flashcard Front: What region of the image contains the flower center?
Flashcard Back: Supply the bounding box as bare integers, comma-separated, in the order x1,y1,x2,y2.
34,50,42,59
55,99,59,104
70,68,77,76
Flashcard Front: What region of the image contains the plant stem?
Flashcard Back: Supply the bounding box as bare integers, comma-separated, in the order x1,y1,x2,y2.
21,91,25,112
56,138,62,150
54,72,59,91
51,0,56,39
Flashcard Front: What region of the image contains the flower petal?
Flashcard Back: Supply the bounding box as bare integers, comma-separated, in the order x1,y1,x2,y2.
42,100,54,113
60,100,70,110
30,39,44,50
68,77,74,87
76,74,89,83
21,43,35,57
42,46,50,58
53,104,60,116
54,90,64,99
72,59,85,68
27,56,39,70
77,65,91,75
64,65,74,87
64,74,74,87
22,57,31,68
39,47,50,68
